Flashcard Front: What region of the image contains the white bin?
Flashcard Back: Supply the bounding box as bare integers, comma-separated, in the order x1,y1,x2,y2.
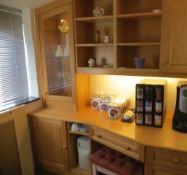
77,136,90,170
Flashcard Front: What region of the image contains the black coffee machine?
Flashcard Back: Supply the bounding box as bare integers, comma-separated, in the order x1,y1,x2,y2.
173,81,187,133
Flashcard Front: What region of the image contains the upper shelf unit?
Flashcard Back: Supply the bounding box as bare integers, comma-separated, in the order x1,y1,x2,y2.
74,0,163,72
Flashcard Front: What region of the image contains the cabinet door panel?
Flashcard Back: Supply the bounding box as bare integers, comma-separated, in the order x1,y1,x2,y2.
37,2,76,102
161,0,187,72
30,117,69,173
145,165,187,175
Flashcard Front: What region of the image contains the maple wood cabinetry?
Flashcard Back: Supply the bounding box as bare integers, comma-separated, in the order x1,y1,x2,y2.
35,0,76,108
75,0,162,74
145,147,187,175
75,0,114,69
161,0,187,73
29,117,69,174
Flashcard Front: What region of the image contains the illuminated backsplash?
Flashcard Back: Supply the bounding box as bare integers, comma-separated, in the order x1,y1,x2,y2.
89,75,186,114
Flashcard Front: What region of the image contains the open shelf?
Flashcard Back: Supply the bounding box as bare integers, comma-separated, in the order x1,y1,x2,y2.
69,130,89,136
117,17,161,43
117,42,160,46
76,43,113,47
117,45,160,69
75,0,113,18
76,46,114,68
76,19,113,44
64,166,91,175
117,0,162,15
76,16,113,22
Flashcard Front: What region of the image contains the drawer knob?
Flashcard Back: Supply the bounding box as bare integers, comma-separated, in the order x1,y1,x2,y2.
126,146,132,151
98,134,102,138
173,158,180,164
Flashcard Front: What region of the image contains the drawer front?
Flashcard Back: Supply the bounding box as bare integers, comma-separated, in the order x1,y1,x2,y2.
145,165,187,175
146,147,187,171
92,127,144,162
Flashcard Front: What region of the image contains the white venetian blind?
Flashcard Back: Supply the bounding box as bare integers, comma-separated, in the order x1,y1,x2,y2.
0,5,29,111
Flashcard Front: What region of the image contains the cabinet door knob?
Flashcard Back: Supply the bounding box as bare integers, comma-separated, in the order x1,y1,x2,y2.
173,158,180,164
63,145,67,150
98,134,102,139
163,60,169,66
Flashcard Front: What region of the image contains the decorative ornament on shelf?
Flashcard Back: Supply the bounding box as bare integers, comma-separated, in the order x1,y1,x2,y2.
55,19,70,58
58,19,69,33
55,45,63,57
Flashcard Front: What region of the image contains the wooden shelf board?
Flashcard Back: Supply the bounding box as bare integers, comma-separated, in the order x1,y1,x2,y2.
76,15,113,22
117,42,160,46
76,43,113,47
77,67,114,74
69,130,89,136
117,67,159,72
76,67,163,77
117,12,162,19
64,166,91,175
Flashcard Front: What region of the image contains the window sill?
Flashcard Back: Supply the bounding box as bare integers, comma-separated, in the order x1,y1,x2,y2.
0,97,40,113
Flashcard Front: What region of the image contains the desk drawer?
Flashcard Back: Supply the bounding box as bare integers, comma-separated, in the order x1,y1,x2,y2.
92,127,144,162
146,147,187,171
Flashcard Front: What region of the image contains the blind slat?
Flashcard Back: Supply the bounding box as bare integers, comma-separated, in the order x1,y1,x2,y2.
0,10,29,107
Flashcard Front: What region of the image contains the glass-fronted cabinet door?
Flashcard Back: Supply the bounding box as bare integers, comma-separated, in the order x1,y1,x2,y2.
38,2,75,102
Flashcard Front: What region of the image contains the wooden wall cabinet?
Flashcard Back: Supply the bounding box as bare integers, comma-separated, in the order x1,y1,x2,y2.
160,0,187,74
29,117,69,174
35,0,76,107
145,147,187,175
74,0,162,75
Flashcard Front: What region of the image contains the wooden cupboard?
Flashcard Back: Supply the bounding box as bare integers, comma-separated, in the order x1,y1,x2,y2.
29,117,69,174
145,147,187,175
145,165,187,175
34,0,77,109
160,0,187,74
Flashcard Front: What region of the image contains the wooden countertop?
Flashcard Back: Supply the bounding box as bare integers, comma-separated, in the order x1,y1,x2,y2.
29,107,187,153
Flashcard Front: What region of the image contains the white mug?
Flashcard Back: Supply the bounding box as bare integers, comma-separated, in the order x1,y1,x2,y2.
103,35,110,43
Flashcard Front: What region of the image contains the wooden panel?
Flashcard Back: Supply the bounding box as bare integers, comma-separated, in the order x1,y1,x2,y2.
0,121,21,175
76,74,90,110
161,0,187,72
146,147,187,171
145,165,187,175
92,127,145,162
29,117,69,174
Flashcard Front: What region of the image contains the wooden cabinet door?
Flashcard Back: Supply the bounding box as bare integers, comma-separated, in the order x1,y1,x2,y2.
161,0,187,73
145,165,187,175
35,1,76,106
30,117,69,174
